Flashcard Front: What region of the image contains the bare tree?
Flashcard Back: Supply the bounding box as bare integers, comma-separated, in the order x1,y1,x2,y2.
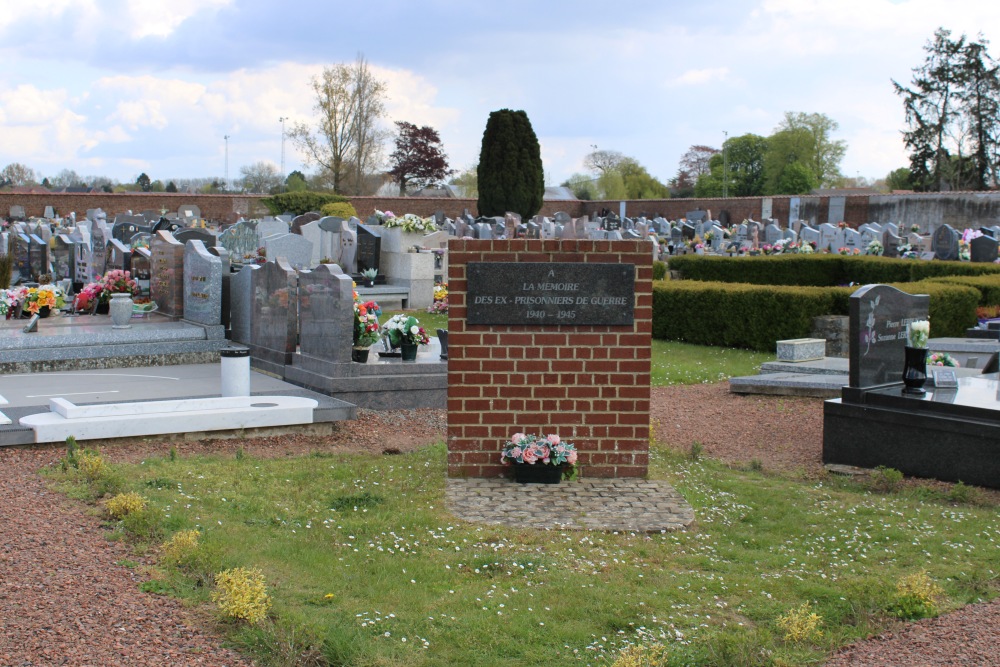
289,54,388,195
0,162,36,186
583,148,625,175
239,161,283,194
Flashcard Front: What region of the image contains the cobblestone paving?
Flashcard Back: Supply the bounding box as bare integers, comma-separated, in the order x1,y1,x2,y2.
446,478,695,532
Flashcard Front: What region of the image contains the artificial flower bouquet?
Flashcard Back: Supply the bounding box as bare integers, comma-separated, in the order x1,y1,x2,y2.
0,287,28,318
866,239,884,256
501,433,578,468
75,269,140,309
382,213,437,234
928,352,959,367
907,319,930,349
381,314,430,348
353,293,382,348
24,285,64,314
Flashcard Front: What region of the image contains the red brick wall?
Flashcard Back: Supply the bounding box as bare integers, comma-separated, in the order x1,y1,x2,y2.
446,239,652,479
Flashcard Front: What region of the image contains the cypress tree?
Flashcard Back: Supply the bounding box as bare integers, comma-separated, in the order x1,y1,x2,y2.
477,109,544,218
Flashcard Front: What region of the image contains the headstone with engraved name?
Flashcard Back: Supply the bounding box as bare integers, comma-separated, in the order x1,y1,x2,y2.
183,240,222,326
71,229,92,285
51,235,75,282
131,247,151,297
356,224,382,275
14,234,31,282
229,264,259,345
28,235,47,281
340,222,357,274
844,228,861,251
264,233,314,271
297,264,354,366
818,223,837,252
800,226,820,248
256,219,289,246
150,231,185,317
250,258,298,365
764,223,782,245
219,219,259,262
105,239,132,273
882,229,902,258
849,284,929,389
300,220,324,268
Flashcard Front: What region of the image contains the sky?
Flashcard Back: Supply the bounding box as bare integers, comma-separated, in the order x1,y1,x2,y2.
1,0,999,190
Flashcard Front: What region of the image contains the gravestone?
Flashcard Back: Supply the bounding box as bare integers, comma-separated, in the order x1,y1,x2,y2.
150,231,185,318
800,226,820,247
51,235,75,282
183,240,222,326
14,234,31,282
177,204,201,220
339,222,357,274
250,258,298,366
734,223,747,243
475,222,492,240
782,228,798,244
318,216,345,264
356,224,382,275
843,228,861,251
256,219,289,245
970,235,999,263
264,233,314,271
131,248,151,297
818,223,837,252
290,212,321,234
761,197,773,221
686,210,707,224
297,264,354,366
72,229,92,285
219,220,259,262
90,224,108,278
300,220,324,267
764,223,782,245
827,196,847,225
112,220,146,244
932,224,960,261
105,238,132,272
229,264,259,345
173,228,216,248
883,229,902,258
849,284,929,390
553,211,571,224
28,235,48,281
9,205,26,220
681,223,695,241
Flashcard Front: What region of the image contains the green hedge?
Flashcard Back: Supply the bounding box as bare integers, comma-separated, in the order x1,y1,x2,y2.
651,280,978,351
260,191,349,216
925,274,1000,307
652,261,667,281
666,254,1000,287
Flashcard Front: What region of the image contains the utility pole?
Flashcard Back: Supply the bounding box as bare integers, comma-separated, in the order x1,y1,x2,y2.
224,134,230,191
722,130,729,199
279,117,287,176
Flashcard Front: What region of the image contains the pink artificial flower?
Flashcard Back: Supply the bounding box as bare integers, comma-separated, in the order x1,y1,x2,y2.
510,433,526,445
535,443,550,461
567,451,578,465
522,448,538,464
508,446,522,460
548,434,560,445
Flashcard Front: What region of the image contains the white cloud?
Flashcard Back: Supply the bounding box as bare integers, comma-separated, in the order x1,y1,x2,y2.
670,68,730,87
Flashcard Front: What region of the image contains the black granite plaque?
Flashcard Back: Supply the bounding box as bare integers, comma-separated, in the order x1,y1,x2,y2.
932,224,959,261
849,284,929,390
467,262,635,326
356,224,382,275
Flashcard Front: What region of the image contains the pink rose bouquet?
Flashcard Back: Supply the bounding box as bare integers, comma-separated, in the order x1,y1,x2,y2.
501,432,578,468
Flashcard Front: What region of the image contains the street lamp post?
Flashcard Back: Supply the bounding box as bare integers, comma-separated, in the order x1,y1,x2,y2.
279,117,287,177
224,134,230,192
722,130,729,199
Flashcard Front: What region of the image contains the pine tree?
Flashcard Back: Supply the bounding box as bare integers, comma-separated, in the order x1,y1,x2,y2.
477,109,544,218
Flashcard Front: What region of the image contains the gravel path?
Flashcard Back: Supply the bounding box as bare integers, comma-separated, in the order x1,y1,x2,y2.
0,395,997,666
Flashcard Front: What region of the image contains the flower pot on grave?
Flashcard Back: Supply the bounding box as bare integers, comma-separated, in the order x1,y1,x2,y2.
902,346,928,396
351,347,370,363
513,463,566,484
400,343,418,362
95,301,110,315
38,306,50,319
110,292,134,328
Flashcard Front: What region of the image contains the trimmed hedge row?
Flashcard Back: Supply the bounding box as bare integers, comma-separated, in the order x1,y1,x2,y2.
926,274,1000,307
652,279,979,351
667,254,1000,287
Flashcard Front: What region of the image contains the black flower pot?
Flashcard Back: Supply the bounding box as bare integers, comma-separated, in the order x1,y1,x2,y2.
513,463,565,484
351,347,370,363
902,346,928,396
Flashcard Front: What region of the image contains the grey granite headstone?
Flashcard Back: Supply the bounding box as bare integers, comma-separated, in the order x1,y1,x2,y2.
686,210,707,223
173,228,216,248
764,223,782,245
105,238,132,273
827,196,847,224
339,223,357,274
882,229,902,258
932,224,960,261
850,284,929,389
51,235,75,282
264,233,314,271
150,231,185,317
14,234,31,282
72,230,92,284
90,224,108,278
782,228,797,244
229,264,259,345
251,258,298,365
219,220,259,262
297,263,354,366
300,220,324,267
28,235,48,281
553,211,571,224
256,219,289,245
970,235,998,263
183,240,222,326
843,228,861,250
800,226,820,247
818,223,837,252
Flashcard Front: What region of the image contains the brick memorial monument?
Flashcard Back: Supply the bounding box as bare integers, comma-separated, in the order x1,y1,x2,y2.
447,239,652,479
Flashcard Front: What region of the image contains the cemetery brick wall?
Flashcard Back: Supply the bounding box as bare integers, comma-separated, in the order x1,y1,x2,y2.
347,197,577,219
446,239,652,479
0,192,265,223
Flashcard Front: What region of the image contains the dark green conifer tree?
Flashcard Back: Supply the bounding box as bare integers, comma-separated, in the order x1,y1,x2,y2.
477,109,544,218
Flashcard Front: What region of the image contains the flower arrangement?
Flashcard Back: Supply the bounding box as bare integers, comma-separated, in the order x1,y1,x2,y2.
0,287,28,318
907,320,930,349
928,352,959,367
381,314,430,347
799,242,814,254
910,224,920,233
382,213,437,233
23,285,64,314
353,293,382,348
242,247,267,265
501,433,577,467
75,270,139,310
374,209,396,224
837,221,848,229
427,282,448,314
866,239,884,256
959,241,971,262
837,247,861,256
703,231,715,243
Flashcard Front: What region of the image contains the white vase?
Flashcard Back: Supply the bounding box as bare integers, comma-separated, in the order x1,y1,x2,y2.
110,292,134,328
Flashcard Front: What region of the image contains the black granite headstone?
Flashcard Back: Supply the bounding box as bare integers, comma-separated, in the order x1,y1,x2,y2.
173,228,216,248
28,235,47,281
14,233,31,282
355,224,382,275
970,235,998,263
849,284,930,390
932,224,960,261
51,234,75,281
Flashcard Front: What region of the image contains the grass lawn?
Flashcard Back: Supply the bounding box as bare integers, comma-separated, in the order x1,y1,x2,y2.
52,438,999,667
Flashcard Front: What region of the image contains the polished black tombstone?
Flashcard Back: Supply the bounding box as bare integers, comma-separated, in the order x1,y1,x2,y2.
173,228,216,248
355,224,382,278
